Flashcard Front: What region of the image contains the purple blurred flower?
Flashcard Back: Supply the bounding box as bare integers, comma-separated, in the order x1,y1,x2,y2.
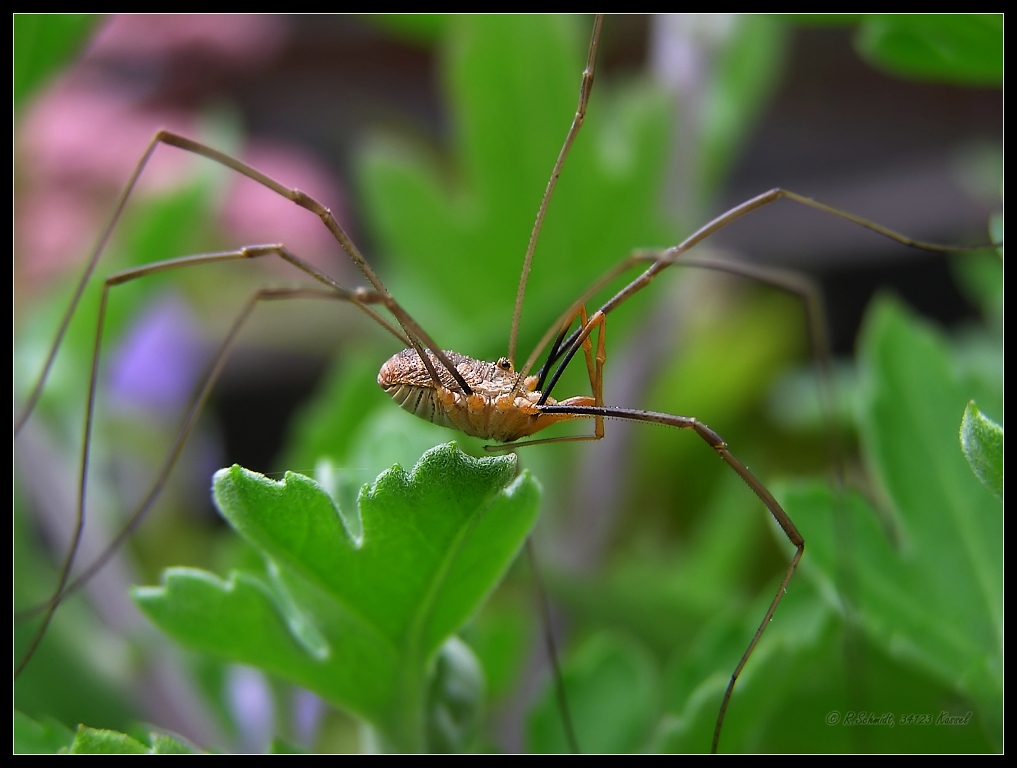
107,295,206,414
226,665,276,754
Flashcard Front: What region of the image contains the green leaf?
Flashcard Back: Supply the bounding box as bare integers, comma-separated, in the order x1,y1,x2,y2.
988,215,1002,256
829,296,1000,743
68,727,150,755
13,711,75,754
147,733,200,754
367,14,449,45
269,737,306,754
359,15,674,360
527,631,659,753
781,484,998,752
134,443,540,752
960,401,1003,499
853,15,1003,85
13,14,101,108
425,636,485,752
657,573,841,753
650,294,1002,752
65,725,198,754
657,481,999,752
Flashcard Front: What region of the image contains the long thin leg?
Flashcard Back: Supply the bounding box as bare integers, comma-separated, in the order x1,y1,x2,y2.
533,253,829,405
14,130,477,440
508,14,602,365
502,18,602,747
534,403,805,753
524,254,857,750
147,135,475,394
642,254,841,473
494,305,608,452
15,244,398,674
504,255,837,746
518,189,999,400
526,538,579,754
665,255,871,747
15,284,384,670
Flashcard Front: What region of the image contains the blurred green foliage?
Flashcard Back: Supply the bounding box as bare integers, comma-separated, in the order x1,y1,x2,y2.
13,14,100,109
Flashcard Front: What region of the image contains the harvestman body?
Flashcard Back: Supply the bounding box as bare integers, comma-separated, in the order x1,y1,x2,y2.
379,349,594,442
14,15,997,753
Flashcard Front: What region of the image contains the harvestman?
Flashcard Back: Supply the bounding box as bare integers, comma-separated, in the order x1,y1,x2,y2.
14,16,995,752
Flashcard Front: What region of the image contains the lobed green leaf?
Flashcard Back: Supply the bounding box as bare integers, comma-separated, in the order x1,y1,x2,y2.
135,443,540,752
960,401,1003,500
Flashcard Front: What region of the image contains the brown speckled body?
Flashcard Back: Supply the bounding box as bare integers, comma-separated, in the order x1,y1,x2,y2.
378,348,593,442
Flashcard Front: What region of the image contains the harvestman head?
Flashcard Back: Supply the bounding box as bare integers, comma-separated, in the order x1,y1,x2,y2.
14,15,1000,752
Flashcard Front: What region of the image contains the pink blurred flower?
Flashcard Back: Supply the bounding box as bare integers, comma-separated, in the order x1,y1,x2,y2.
87,14,286,68
220,140,352,274
16,78,198,288
19,78,197,193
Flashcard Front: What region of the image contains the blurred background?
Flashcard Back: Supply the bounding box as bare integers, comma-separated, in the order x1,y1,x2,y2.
14,15,1001,752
